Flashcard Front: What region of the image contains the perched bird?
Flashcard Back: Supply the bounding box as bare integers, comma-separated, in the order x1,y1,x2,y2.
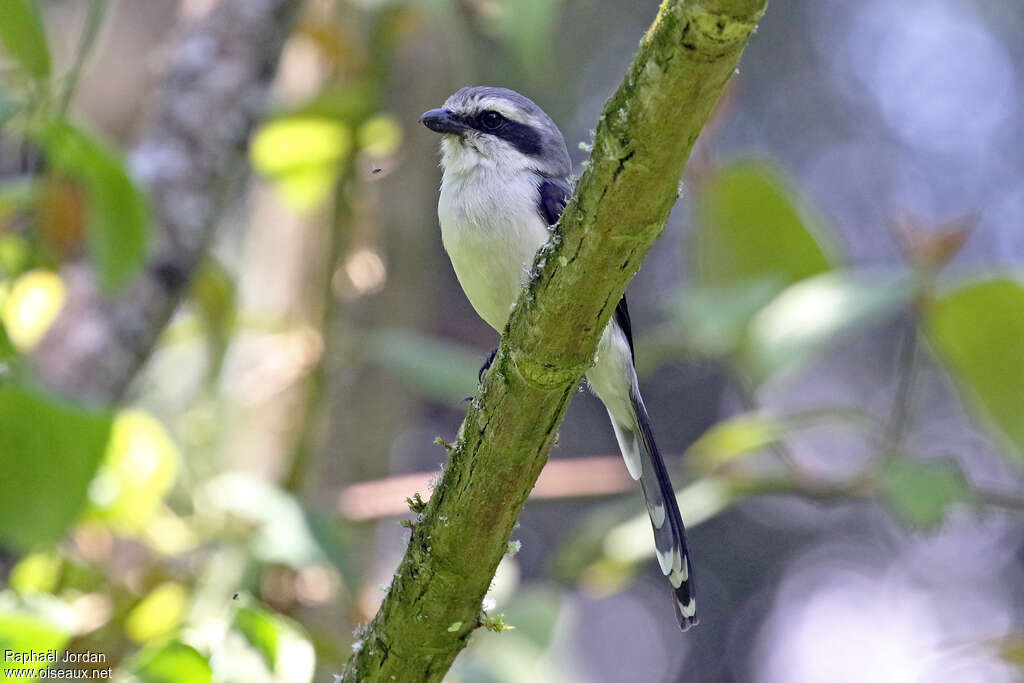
421,86,696,630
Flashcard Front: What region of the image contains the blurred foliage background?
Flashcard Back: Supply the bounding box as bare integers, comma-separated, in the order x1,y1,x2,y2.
0,0,1023,681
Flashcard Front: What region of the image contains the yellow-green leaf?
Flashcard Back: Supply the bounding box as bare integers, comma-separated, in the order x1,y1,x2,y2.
687,412,787,472
742,269,915,382
925,278,1024,463
234,606,280,670
695,160,836,287
482,0,563,77
86,411,181,534
1,269,66,351
0,607,72,679
233,605,315,683
201,473,324,569
10,552,62,594
357,114,402,157
125,582,188,643
879,457,971,529
0,385,113,550
127,641,212,683
250,116,351,212
672,276,783,357
37,121,150,291
0,0,51,80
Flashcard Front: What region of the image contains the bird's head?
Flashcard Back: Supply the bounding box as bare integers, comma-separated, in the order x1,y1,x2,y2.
420,86,570,178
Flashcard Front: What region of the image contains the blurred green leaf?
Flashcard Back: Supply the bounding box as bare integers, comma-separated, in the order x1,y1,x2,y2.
454,586,569,683
483,0,564,78
202,473,324,568
0,603,73,679
671,275,783,357
0,0,51,80
0,320,16,365
688,412,787,471
604,477,735,566
234,606,279,671
556,477,736,579
125,582,188,643
361,329,480,403
496,587,561,650
688,407,876,472
304,510,362,591
925,278,1024,463
250,116,351,212
127,641,213,683
549,497,642,581
0,233,31,281
233,605,315,683
0,385,113,550
356,114,402,157
37,121,150,291
9,552,62,595
86,410,181,534
998,634,1024,670
287,83,378,125
742,269,916,382
576,556,638,599
695,160,836,286
0,178,35,228
1,268,66,351
188,258,237,382
879,456,971,529
190,259,236,334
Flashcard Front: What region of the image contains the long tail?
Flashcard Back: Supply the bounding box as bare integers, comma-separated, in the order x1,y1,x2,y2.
609,390,697,630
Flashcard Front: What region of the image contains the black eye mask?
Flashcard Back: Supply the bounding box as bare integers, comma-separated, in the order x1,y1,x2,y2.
464,111,543,157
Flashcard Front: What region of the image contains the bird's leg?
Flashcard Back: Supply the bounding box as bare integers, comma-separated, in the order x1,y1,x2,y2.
464,347,499,402
478,346,498,382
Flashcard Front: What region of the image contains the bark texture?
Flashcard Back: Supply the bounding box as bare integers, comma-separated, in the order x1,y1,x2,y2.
341,0,769,680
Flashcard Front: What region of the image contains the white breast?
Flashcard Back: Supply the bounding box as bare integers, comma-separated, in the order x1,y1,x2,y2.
438,165,550,332
437,155,636,424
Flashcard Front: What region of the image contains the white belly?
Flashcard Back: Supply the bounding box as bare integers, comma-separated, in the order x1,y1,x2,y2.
437,164,636,423
438,169,550,331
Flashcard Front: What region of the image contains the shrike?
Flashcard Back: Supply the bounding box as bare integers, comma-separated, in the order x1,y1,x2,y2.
421,86,696,630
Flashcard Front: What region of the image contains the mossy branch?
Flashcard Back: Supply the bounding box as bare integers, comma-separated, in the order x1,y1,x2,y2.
341,0,768,680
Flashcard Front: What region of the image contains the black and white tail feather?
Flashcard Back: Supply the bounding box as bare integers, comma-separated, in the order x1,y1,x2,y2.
610,390,697,630
542,147,697,631
552,195,695,630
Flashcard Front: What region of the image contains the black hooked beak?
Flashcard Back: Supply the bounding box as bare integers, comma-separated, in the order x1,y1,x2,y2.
420,108,468,135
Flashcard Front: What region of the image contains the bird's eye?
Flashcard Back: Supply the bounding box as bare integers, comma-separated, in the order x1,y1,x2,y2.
478,111,504,130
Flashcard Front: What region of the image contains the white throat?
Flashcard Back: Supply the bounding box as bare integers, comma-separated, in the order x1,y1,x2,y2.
437,140,551,332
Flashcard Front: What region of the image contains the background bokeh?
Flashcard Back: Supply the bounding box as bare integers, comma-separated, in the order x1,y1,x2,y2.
1,0,1022,681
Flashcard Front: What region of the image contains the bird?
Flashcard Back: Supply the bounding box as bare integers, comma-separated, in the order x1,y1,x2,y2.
421,86,696,630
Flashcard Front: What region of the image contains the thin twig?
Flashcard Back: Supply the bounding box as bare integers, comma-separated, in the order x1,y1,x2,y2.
885,313,920,449
56,0,108,116
336,456,634,520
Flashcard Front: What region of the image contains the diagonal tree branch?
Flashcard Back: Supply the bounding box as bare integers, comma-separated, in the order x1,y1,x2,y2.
31,0,302,402
341,0,768,680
